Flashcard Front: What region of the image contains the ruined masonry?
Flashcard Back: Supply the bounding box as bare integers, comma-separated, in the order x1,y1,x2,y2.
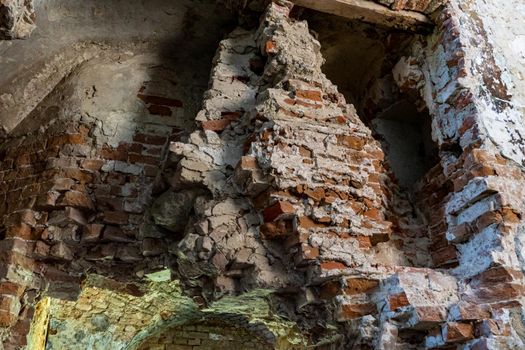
0,0,525,349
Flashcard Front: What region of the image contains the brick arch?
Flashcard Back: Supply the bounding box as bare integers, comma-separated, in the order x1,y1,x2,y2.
130,316,274,350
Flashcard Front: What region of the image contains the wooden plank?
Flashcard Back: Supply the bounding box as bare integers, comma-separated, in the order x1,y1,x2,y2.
292,0,433,32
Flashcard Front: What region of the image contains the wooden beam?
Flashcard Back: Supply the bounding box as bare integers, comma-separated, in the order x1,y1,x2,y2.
292,0,433,32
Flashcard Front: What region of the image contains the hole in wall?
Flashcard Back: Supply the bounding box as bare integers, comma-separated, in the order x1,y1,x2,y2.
304,10,440,190
372,100,438,189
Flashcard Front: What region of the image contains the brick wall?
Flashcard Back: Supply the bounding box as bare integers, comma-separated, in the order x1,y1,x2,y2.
2,0,525,349
0,56,186,347
137,321,272,350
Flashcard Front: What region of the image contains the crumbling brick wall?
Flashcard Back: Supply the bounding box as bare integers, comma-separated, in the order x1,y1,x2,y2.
0,54,187,348
1,0,525,349
171,1,525,348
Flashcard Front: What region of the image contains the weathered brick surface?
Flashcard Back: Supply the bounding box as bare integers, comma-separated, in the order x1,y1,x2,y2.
166,1,525,348
1,0,525,349
0,74,183,346
137,322,272,350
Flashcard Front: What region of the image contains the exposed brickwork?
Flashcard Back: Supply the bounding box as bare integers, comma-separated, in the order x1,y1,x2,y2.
137,321,272,350
0,72,184,346
1,0,525,349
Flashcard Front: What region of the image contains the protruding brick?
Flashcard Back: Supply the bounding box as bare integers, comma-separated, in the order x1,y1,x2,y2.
388,292,410,311
336,302,376,321
260,219,293,239
320,261,346,270
443,322,474,343
344,278,379,295
60,191,94,211
263,201,295,222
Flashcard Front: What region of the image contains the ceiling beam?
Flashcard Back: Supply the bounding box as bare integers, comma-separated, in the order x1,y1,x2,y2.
292,0,433,32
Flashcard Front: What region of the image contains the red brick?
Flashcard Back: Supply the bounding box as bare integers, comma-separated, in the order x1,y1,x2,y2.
5,210,37,227
344,278,379,295
105,172,126,185
432,245,458,267
6,223,35,240
363,207,383,221
144,165,158,177
450,303,492,321
412,306,448,329
48,134,85,148
303,187,325,202
47,207,87,227
80,159,104,171
260,220,293,239
51,178,75,191
128,153,158,166
61,168,94,183
103,211,129,225
142,146,162,156
96,196,124,211
336,302,376,321
50,242,74,261
15,152,31,167
100,144,128,161
237,156,258,170
300,244,319,260
60,191,94,210
320,261,346,270
389,292,410,310
473,266,523,286
296,216,327,230
263,201,295,222
35,191,60,210
265,40,278,55
10,319,31,338
443,322,474,343
336,135,366,150
201,113,241,132
296,89,322,102
356,236,372,249
128,143,144,154
319,280,341,299
0,309,15,327
0,282,24,298
501,208,520,224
